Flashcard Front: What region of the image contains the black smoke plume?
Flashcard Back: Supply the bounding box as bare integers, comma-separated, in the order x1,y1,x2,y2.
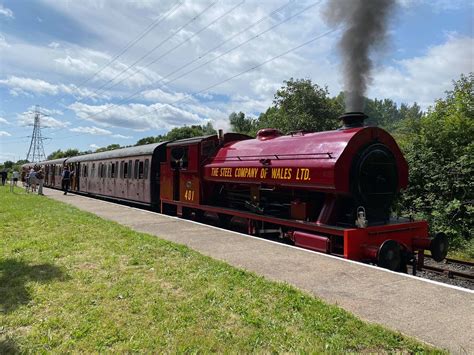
324,0,395,111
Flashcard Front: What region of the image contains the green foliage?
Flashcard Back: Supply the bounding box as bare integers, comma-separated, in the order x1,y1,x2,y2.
229,111,258,136
135,123,217,145
2,160,14,169
135,136,161,146
258,78,343,133
397,73,473,253
47,148,81,160
334,92,423,132
95,144,122,153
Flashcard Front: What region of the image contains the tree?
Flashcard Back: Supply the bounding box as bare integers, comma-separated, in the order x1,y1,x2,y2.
364,98,401,128
135,123,217,146
47,149,81,160
135,136,161,146
3,160,14,169
164,124,216,141
95,144,122,153
397,73,474,254
229,111,257,136
258,78,343,133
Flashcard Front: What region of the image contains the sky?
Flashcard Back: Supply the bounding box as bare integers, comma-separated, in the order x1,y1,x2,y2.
0,0,472,163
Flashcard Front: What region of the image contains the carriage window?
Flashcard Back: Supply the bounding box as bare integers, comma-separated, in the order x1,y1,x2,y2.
138,161,144,179
111,163,115,178
144,159,149,179
123,162,128,178
170,147,188,170
129,160,133,178
134,160,139,179
92,163,96,177
120,161,124,178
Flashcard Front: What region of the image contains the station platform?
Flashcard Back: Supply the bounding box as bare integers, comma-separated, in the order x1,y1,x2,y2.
43,188,473,353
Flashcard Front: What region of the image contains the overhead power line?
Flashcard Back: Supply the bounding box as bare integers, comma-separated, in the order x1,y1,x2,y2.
101,1,245,94
51,27,338,141
74,0,183,91
86,0,219,100
134,27,338,121
81,0,319,123
41,1,184,109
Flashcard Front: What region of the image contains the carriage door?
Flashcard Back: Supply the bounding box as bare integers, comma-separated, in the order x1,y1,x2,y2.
170,147,187,201
75,162,80,191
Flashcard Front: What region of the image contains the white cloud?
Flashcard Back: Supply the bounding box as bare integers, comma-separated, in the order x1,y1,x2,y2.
70,126,112,135
112,134,132,139
0,4,14,18
0,33,9,48
48,41,60,49
371,35,474,108
0,117,9,125
17,111,69,128
0,75,104,98
69,126,131,139
0,152,17,163
89,143,101,150
0,76,57,95
141,88,189,103
68,101,202,131
0,130,11,136
53,54,160,88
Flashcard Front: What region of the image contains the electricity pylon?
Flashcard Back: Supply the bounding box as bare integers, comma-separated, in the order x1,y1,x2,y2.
26,105,48,163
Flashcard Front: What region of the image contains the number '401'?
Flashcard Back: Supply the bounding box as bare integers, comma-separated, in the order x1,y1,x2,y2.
184,189,195,201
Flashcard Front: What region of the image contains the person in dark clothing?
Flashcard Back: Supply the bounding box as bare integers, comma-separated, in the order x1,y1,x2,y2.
61,166,71,195
1,170,7,186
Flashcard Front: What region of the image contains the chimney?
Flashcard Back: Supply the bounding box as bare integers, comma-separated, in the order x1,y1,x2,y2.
339,112,367,129
218,129,224,144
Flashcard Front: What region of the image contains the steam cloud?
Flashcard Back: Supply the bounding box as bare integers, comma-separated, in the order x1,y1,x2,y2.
324,0,395,111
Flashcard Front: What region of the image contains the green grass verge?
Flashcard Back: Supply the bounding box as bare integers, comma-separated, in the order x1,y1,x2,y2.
0,186,438,352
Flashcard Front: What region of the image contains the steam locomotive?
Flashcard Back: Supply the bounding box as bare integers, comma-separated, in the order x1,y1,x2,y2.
31,112,448,272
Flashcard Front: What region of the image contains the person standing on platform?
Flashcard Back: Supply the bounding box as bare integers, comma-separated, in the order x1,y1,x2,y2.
12,170,20,186
1,170,6,186
36,169,45,195
29,168,37,193
61,166,71,195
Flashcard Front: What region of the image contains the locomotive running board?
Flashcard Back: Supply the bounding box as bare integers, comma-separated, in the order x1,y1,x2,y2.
161,199,346,237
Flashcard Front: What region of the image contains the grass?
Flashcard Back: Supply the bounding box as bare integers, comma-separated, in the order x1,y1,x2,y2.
449,240,474,262
0,186,438,353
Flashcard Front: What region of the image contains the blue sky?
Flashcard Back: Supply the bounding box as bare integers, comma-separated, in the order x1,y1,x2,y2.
0,0,472,162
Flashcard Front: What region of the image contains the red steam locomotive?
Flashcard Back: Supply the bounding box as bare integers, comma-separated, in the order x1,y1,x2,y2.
34,112,448,272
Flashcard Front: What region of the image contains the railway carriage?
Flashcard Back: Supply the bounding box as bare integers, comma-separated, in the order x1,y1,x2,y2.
37,158,68,189
66,143,167,206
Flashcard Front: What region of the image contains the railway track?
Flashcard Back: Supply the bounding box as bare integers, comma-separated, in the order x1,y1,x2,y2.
422,255,474,279
414,254,474,289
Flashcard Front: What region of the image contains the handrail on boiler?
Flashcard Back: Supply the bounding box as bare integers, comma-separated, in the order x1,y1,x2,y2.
213,152,334,162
